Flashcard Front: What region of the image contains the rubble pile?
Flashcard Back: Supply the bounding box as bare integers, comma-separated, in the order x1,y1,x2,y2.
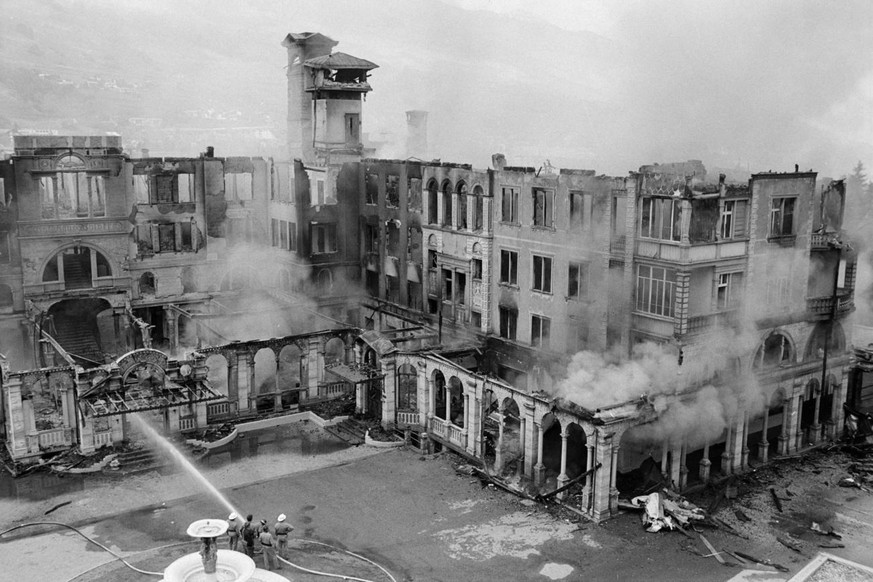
614,445,873,573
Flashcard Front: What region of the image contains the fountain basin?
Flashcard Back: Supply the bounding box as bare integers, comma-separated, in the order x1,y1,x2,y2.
163,549,256,582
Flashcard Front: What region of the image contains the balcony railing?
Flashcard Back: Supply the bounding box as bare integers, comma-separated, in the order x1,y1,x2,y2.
430,416,447,438
807,292,854,317
397,411,419,426
93,430,113,449
429,416,466,448
36,427,72,449
179,416,196,432
686,310,739,334
324,381,352,397
810,232,831,251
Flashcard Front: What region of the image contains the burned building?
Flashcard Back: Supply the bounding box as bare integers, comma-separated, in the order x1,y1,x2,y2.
0,31,861,524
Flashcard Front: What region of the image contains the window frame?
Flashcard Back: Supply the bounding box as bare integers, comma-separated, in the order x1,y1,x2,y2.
531,314,551,349
531,254,552,294
501,186,519,224
499,249,518,286
639,197,681,242
532,187,554,229
499,305,518,340
569,191,585,230
568,261,588,299
311,222,338,255
769,196,796,239
636,264,677,318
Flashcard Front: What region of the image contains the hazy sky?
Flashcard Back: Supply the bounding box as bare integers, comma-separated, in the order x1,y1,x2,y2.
4,0,872,178
439,0,873,176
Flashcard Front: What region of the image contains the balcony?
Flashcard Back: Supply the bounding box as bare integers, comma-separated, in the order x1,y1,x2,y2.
685,310,739,335
806,292,854,319
635,239,747,264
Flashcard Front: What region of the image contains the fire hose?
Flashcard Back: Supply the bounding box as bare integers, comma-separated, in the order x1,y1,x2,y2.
0,521,397,582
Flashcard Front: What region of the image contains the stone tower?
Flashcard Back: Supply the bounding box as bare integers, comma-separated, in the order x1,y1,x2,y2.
282,32,378,166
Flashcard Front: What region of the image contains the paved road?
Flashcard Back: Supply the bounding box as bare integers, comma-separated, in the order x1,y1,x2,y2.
4,446,873,581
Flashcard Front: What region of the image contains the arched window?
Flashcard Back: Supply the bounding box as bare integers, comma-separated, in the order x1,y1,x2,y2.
473,185,484,231
805,322,846,360
427,179,438,225
754,332,793,369
42,246,113,289
397,364,418,411
457,181,468,230
441,181,453,228
139,272,156,295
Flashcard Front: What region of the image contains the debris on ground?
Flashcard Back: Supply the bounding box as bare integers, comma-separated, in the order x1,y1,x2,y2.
630,491,675,532
769,487,784,512
733,551,790,573
776,533,804,554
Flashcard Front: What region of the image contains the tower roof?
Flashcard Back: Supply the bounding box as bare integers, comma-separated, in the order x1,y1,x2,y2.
281,32,338,49
304,52,379,71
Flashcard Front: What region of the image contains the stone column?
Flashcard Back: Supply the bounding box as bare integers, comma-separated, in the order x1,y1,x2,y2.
811,380,822,444
534,421,546,485
721,420,733,475
699,441,711,483
315,339,326,393
495,402,505,472
778,396,793,455
236,352,252,412
758,403,770,463
5,378,28,458
164,305,178,353
274,353,283,412
610,443,621,514
463,391,473,455
381,357,396,429
795,394,805,451
307,337,320,393
226,353,239,414
523,401,537,478
678,443,689,490
417,362,429,428
75,377,94,455
472,391,483,456
591,430,614,520
519,415,526,477
583,442,595,510
833,375,848,439
556,429,570,499
740,412,750,470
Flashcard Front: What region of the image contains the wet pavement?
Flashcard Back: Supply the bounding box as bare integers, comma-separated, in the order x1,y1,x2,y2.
0,420,348,503
4,433,873,581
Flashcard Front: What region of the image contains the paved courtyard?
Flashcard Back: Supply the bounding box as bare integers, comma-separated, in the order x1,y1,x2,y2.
3,434,873,581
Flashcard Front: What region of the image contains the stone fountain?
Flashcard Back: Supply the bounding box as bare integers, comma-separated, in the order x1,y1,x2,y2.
161,519,290,582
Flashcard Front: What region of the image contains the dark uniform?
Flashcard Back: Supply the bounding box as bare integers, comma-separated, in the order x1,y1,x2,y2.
241,516,256,558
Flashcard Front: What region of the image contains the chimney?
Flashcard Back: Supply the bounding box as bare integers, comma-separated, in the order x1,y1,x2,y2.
205,146,215,158
491,153,506,171
795,163,799,172
405,110,428,160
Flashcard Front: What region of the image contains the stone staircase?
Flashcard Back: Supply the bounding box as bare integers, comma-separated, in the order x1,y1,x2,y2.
324,418,368,446
52,324,103,364
62,255,92,289
104,446,168,477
